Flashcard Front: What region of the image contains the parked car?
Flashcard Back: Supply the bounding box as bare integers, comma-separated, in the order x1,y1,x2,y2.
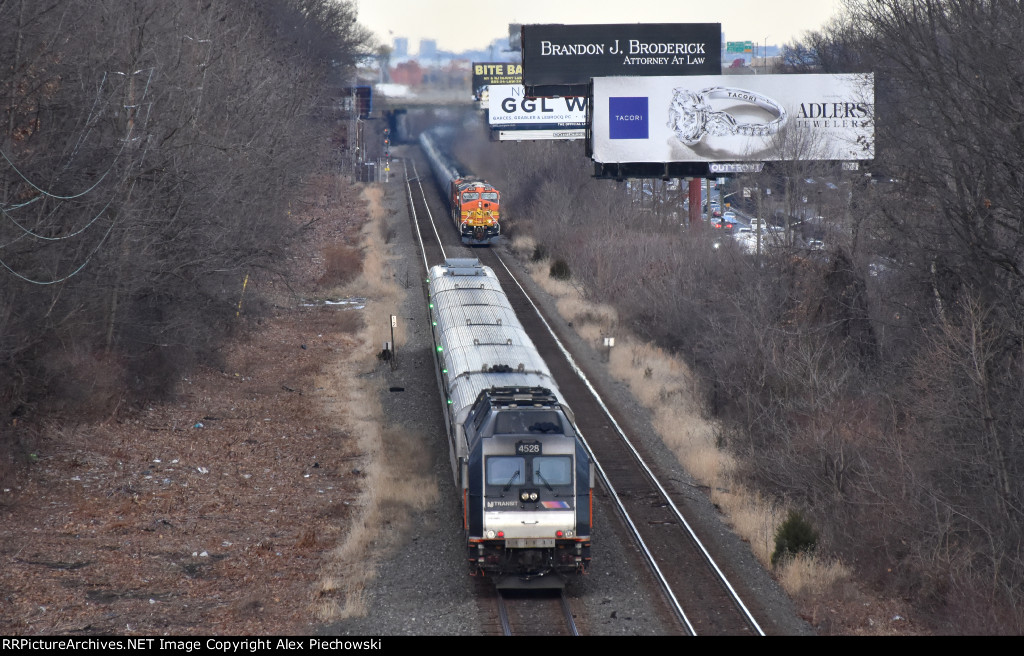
749,218,766,231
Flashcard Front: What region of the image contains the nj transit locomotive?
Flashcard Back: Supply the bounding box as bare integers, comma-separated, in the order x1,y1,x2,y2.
427,258,593,587
419,130,501,246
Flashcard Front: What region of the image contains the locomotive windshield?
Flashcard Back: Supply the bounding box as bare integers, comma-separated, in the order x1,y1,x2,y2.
486,457,524,487
486,455,572,487
482,192,498,201
534,456,572,486
493,410,563,435
462,192,480,201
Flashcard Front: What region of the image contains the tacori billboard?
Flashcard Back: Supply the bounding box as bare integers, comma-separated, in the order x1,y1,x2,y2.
591,73,875,163
522,23,721,95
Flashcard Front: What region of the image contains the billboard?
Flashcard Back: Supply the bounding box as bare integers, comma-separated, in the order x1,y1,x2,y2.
342,86,372,119
522,23,721,95
591,73,874,163
472,62,523,100
488,85,587,128
498,129,585,141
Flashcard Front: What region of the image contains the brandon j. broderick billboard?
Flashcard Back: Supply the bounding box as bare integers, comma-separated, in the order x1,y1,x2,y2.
592,73,875,163
522,23,721,95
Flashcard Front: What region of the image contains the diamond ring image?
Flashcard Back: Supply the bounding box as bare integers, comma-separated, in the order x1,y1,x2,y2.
667,86,788,146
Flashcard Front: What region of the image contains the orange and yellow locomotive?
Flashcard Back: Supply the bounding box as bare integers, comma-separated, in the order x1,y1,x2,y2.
449,177,500,245
420,129,502,246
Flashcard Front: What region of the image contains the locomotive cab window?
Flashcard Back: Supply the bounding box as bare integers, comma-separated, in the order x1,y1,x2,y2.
462,192,480,201
482,192,498,201
493,410,563,435
485,456,572,487
486,456,525,486
468,398,491,431
534,456,573,486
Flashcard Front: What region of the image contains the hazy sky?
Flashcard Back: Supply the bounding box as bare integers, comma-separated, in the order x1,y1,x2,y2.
353,0,845,54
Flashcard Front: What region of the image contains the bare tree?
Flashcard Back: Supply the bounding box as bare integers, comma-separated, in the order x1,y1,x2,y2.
0,0,372,417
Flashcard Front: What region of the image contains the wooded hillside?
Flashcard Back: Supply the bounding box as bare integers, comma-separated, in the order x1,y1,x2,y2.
1,1,371,424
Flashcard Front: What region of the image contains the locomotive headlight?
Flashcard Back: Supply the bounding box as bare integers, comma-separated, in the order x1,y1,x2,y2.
529,492,539,502
486,530,496,539
519,491,529,502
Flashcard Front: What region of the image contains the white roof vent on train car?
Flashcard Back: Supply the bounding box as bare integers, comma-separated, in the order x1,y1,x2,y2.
444,258,484,276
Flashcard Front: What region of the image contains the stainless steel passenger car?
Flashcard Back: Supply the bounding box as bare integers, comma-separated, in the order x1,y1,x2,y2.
427,258,593,587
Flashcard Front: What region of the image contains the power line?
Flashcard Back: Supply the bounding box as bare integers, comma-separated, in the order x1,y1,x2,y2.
0,199,121,285
0,196,114,245
0,68,154,204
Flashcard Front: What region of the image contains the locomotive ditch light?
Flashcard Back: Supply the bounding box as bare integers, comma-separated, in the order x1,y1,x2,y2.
486,530,496,539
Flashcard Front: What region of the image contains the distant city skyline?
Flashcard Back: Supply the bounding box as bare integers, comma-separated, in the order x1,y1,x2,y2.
354,0,843,55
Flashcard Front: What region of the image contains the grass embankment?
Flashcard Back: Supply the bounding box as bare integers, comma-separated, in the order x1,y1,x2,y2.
314,184,439,621
508,234,851,606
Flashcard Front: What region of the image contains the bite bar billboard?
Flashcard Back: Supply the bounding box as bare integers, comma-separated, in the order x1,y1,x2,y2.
592,73,875,163
522,23,721,95
472,62,523,100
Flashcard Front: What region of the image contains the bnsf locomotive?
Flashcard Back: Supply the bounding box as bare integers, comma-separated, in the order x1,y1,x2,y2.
420,130,501,246
427,258,593,587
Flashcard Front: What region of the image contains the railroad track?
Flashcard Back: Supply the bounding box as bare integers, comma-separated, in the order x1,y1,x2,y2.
498,589,579,636
402,145,767,636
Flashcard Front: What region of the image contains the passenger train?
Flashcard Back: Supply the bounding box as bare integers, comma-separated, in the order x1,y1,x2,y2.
427,258,593,587
419,130,501,246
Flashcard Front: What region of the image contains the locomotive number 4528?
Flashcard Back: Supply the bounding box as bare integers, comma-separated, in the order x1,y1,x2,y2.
516,441,542,455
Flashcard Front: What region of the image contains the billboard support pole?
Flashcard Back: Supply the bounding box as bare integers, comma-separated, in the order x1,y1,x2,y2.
688,178,702,230
705,177,712,225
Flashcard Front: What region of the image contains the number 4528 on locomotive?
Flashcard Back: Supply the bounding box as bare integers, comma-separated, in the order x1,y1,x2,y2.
427,258,593,588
